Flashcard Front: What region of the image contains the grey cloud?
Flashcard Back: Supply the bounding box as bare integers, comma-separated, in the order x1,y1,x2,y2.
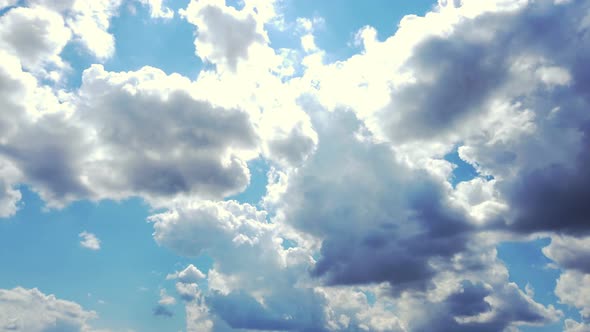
75,64,259,202
277,105,473,293
404,281,561,332
0,114,92,206
153,305,174,318
543,236,590,274
265,122,317,167
0,6,71,71
502,123,590,234
445,281,492,317
379,32,509,143
182,0,266,71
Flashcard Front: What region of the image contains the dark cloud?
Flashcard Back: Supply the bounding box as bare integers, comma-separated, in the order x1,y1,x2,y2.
445,281,492,317
379,33,509,142
153,305,174,318
278,106,473,293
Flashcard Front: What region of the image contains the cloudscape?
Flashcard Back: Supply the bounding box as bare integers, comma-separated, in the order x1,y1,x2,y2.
0,0,589,331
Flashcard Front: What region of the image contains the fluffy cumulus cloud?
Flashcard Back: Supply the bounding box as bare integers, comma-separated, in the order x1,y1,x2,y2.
271,108,473,292
0,287,99,332
75,64,259,203
0,6,71,74
293,0,590,234
543,235,590,323
180,0,271,71
25,0,123,60
167,264,206,283
150,200,330,331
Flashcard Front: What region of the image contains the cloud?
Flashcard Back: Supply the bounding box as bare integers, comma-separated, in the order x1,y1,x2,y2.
0,50,88,209
0,160,21,218
180,0,269,71
564,319,590,332
175,282,201,303
555,270,590,319
79,231,101,250
153,305,173,317
158,289,176,306
271,107,473,293
26,0,122,60
0,0,16,10
542,235,590,322
0,287,99,332
0,0,588,330
153,289,176,318
75,64,259,204
151,200,330,330
0,6,71,74
291,0,590,237
543,235,590,273
138,0,174,19
167,264,206,284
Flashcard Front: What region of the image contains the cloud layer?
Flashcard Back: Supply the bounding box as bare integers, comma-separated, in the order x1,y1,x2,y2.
1,0,589,331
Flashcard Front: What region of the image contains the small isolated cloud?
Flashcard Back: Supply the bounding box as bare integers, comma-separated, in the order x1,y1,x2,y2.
78,231,101,251
166,264,206,284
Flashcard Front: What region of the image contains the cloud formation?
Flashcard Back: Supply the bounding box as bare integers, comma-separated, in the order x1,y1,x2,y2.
0,287,98,332
1,0,589,331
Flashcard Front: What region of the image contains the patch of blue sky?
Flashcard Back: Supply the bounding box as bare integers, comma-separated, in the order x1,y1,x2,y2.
444,147,495,188
227,158,269,207
279,0,436,61
0,186,191,331
61,0,201,89
105,1,201,76
497,238,582,331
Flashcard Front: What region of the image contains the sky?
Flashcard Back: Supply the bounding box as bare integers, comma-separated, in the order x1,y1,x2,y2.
0,0,589,331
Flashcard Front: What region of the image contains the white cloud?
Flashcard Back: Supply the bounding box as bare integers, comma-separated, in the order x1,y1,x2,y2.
0,0,16,10
0,287,99,332
180,0,269,71
564,319,590,332
158,288,176,306
75,64,259,204
26,0,122,60
0,160,21,218
167,264,206,284
556,270,590,319
0,6,71,74
138,0,174,19
79,231,101,250
543,236,590,273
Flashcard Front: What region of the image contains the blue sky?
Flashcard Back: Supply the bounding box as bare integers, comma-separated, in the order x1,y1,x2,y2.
1,0,590,331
